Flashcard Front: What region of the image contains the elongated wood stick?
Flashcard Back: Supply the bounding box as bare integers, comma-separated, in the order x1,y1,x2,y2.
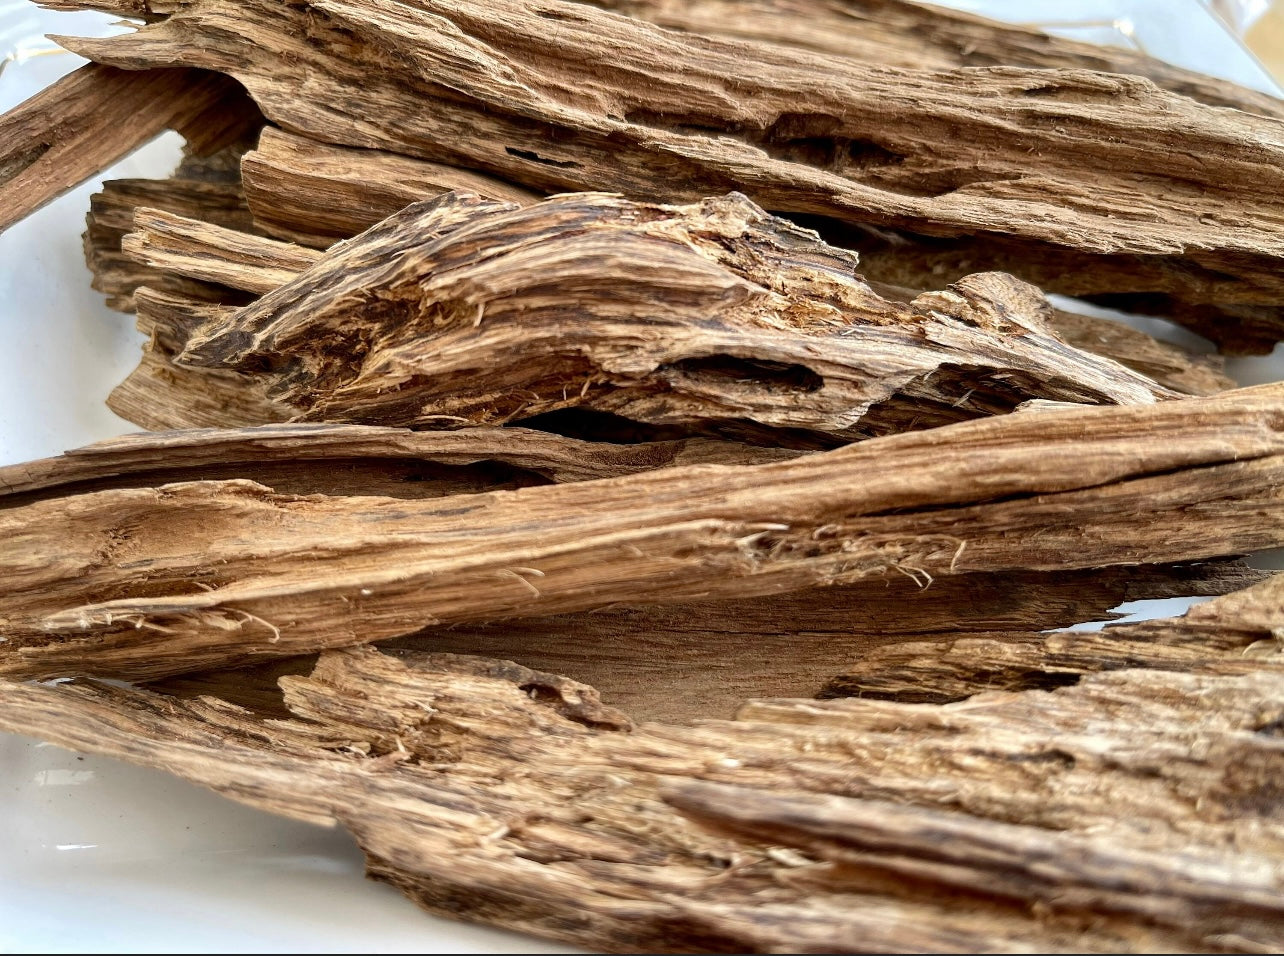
0,62,250,231
40,0,1284,350
2,386,1283,682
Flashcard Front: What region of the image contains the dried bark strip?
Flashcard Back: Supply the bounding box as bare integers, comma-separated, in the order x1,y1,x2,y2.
41,0,1284,350
0,421,791,504
3,632,1282,951
159,192,1169,440
242,126,539,247
0,62,250,232
109,288,289,429
587,0,1284,118
154,561,1263,723
123,206,321,295
3,386,1284,682
84,139,263,311
825,572,1284,703
232,131,1233,395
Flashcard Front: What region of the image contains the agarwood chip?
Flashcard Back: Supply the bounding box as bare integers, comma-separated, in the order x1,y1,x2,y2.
149,561,1268,723
587,0,1284,119
4,593,1284,953
2,386,1284,682
152,192,1170,441
40,0,1284,350
0,62,250,232
824,569,1284,703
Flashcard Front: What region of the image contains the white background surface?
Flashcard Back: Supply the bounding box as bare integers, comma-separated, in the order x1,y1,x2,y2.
1,1,1282,952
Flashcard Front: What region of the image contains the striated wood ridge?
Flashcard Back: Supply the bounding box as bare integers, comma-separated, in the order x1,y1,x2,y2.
826,570,1284,703
40,0,1284,351
586,0,1284,118
89,155,1231,399
242,126,539,247
3,387,1284,682
147,192,1171,441
0,61,252,232
83,137,264,311
150,560,1264,723
4,573,1284,952
0,421,792,503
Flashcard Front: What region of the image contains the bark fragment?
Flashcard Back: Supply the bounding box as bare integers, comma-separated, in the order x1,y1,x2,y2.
3,602,1283,952
2,387,1284,682
155,192,1170,441
42,0,1284,350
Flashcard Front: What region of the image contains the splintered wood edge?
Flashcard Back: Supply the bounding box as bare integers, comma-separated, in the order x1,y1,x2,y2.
1,577,1282,951
2,386,1284,681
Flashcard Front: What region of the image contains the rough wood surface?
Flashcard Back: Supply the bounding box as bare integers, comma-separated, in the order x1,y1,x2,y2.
107,288,290,429
1024,305,1231,397
587,0,1284,119
0,61,251,232
3,386,1284,682
242,126,539,247
825,570,1284,703
152,561,1266,723
83,138,264,311
85,179,253,311
0,421,791,504
239,134,1233,396
4,577,1284,952
124,206,321,295
43,0,1284,351
155,192,1169,441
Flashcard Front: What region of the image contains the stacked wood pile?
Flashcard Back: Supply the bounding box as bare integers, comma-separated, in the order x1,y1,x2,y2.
3,0,1284,951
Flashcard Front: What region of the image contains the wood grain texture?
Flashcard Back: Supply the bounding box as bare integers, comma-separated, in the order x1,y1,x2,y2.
586,0,1284,118
152,561,1263,723
43,0,1284,351
4,582,1284,952
2,386,1284,682
825,570,1284,703
242,126,539,247
83,137,264,311
0,61,249,232
155,192,1170,441
238,132,1234,396
0,421,792,503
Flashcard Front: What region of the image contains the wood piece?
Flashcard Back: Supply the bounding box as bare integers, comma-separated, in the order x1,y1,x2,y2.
866,278,1233,396
3,386,1284,682
1024,305,1231,397
44,0,1284,351
825,571,1284,703
236,133,1233,396
242,126,538,247
94,179,1228,407
4,626,1283,952
107,288,289,429
124,206,322,294
160,192,1169,440
0,421,793,504
0,62,249,232
586,0,1284,119
84,143,264,311
153,561,1264,723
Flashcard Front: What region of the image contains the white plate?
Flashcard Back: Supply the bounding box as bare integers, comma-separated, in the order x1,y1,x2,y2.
0,1,1280,952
